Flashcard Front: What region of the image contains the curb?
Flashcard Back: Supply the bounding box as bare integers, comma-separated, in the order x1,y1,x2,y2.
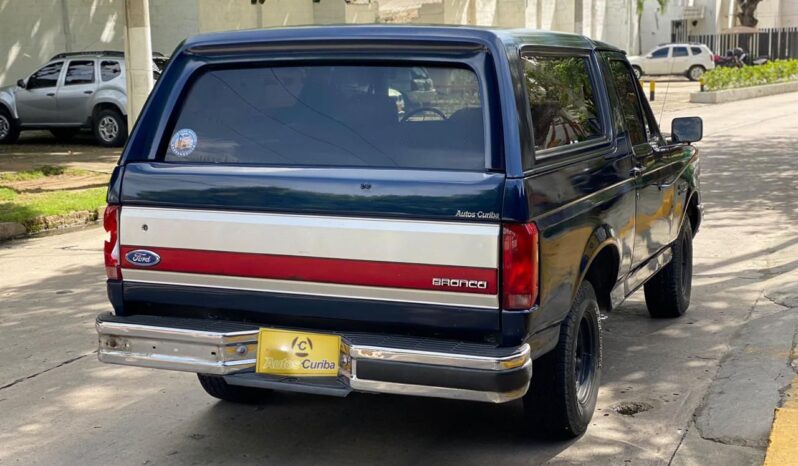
690,80,798,104
764,374,798,465
0,208,103,241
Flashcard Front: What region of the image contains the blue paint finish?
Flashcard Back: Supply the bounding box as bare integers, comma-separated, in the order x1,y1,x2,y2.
121,163,505,221
110,26,701,351
121,282,501,344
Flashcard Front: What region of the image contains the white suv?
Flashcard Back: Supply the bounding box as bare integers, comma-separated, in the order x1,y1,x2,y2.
628,43,715,81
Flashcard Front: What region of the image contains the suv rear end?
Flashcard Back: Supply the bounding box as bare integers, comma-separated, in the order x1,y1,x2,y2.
97,27,539,404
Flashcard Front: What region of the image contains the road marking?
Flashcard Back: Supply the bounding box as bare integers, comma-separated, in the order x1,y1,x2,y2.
764,375,798,465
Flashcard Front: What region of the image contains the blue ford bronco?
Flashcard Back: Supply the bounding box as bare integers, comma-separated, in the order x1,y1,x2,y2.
96,26,703,438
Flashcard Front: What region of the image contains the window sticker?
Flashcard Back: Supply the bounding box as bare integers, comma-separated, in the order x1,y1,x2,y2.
169,129,198,157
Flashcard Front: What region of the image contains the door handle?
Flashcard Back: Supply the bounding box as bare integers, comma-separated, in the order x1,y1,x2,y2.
46,92,55,96
83,90,93,94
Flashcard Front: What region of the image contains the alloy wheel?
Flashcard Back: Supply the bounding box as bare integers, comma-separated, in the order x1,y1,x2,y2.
0,115,9,140
98,116,119,142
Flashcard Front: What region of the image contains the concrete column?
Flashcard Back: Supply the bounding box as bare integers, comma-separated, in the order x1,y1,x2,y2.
123,0,154,130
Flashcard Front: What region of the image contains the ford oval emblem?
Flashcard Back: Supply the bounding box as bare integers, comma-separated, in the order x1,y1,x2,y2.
125,249,161,267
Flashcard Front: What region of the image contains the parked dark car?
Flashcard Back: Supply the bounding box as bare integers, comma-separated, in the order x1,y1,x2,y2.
95,26,703,439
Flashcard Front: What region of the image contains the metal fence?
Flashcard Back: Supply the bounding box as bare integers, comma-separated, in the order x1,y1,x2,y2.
689,27,798,60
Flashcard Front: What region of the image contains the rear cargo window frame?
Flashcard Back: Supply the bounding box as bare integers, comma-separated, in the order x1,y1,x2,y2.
518,47,612,170
155,57,498,173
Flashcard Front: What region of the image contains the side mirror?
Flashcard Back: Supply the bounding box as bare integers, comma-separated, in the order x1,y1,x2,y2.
16,79,26,89
671,117,703,144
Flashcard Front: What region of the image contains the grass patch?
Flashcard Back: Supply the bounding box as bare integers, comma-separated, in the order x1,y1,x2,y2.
703,59,798,91
0,187,106,225
0,165,92,183
0,187,16,202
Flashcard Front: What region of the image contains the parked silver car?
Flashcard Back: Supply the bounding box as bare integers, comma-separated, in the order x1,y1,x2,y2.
0,51,166,146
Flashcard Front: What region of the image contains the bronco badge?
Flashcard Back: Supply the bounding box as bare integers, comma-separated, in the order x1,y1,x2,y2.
125,249,161,267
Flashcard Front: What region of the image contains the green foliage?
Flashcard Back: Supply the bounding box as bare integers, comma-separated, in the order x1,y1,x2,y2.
702,59,798,91
0,165,78,182
636,0,669,15
0,187,106,225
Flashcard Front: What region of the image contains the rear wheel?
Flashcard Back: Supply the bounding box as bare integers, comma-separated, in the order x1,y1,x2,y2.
93,108,127,147
632,65,643,80
644,220,693,318
524,281,602,439
50,128,79,141
687,65,705,81
197,374,270,404
0,107,20,144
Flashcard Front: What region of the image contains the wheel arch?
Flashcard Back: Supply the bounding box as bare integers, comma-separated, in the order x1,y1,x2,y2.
685,190,702,236
576,225,622,313
92,101,125,121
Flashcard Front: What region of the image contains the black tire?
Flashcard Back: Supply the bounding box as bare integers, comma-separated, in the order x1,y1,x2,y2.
524,281,602,439
197,374,269,404
632,65,643,80
644,220,693,318
50,128,79,141
0,107,20,144
92,108,127,147
687,65,705,82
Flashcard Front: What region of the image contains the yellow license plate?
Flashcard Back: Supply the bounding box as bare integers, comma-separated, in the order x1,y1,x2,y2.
256,329,341,377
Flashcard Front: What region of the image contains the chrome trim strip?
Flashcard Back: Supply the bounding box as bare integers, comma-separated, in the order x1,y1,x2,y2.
349,376,530,403
123,269,499,309
120,206,499,268
349,344,530,370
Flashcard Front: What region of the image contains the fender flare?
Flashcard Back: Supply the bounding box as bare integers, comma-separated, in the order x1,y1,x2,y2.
575,224,622,310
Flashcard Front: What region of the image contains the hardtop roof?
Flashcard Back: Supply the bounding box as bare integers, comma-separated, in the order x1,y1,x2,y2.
179,24,624,55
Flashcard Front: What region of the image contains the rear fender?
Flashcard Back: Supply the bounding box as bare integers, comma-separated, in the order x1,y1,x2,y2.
92,88,127,116
576,225,622,307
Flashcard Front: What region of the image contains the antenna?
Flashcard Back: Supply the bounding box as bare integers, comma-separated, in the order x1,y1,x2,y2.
657,79,671,127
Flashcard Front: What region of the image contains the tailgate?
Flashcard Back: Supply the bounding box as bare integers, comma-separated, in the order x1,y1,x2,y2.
113,60,505,341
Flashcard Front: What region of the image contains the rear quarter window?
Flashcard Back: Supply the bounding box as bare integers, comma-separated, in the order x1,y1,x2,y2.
522,54,603,153
162,64,486,170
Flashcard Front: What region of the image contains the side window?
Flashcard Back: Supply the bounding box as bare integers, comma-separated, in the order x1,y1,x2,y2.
690,46,702,55
65,60,95,85
101,61,121,81
650,47,669,59
673,47,689,57
607,60,647,146
522,54,603,152
27,62,63,89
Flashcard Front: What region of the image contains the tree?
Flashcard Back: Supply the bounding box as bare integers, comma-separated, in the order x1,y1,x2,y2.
737,0,764,28
636,0,669,55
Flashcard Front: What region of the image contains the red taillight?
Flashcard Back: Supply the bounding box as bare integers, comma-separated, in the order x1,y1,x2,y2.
501,223,539,310
103,205,121,280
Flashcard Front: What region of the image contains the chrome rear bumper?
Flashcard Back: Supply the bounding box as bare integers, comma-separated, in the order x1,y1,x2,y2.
96,313,531,403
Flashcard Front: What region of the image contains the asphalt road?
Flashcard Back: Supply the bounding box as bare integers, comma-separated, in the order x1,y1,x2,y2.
2,92,797,466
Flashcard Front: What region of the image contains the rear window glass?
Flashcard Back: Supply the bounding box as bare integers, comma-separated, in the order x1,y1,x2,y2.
691,46,703,55
163,64,486,170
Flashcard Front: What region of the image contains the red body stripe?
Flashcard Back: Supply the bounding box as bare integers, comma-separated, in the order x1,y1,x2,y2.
120,246,497,294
